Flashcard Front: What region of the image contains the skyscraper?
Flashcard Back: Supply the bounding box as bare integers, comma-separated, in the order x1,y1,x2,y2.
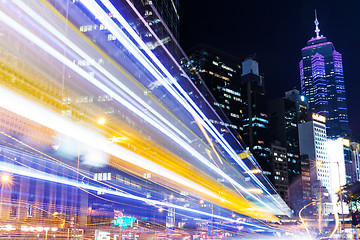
299,11,350,138
240,58,271,180
151,0,180,40
184,48,291,205
298,115,334,215
185,46,243,144
268,89,309,212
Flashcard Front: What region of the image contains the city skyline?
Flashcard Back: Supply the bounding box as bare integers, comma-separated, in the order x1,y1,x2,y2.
180,0,360,135
0,0,359,238
0,1,290,238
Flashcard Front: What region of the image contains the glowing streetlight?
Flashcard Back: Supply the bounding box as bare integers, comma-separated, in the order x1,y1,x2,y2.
97,117,106,125
199,200,204,204
1,174,10,183
0,173,12,186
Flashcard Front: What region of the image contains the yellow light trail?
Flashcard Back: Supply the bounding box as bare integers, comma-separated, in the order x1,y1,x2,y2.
0,0,283,220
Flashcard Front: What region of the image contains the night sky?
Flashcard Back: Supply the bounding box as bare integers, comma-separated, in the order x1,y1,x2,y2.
179,0,360,136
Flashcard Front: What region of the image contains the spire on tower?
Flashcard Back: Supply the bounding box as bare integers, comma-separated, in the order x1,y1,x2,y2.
314,9,321,38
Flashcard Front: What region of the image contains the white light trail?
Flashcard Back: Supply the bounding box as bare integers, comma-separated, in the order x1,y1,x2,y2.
96,0,280,206
0,85,224,202
79,0,277,212
0,1,283,213
99,0,257,175
2,2,268,210
0,162,270,230
11,0,192,144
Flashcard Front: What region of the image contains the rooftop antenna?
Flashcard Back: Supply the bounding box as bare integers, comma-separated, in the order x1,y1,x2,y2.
314,9,321,38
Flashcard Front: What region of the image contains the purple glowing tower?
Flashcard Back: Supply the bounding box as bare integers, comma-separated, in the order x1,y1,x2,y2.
299,11,350,138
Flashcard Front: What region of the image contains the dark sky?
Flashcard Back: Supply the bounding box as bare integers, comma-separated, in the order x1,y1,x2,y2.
179,0,360,135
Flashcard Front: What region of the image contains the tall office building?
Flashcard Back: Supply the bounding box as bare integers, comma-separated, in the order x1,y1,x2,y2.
140,0,179,41
299,12,350,138
185,48,293,205
327,138,355,196
268,89,309,212
268,90,309,180
269,144,289,204
298,114,334,215
298,114,329,189
185,46,243,142
240,58,272,179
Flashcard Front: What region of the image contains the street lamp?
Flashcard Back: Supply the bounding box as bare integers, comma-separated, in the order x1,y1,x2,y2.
0,172,12,214
1,174,10,183
97,117,106,125
0,172,12,185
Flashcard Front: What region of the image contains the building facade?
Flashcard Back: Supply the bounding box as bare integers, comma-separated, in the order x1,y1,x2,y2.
352,142,360,182
299,14,350,138
268,89,309,212
240,58,272,180
269,144,289,204
185,46,244,144
298,115,329,189
298,115,334,215
150,0,180,41
327,138,356,192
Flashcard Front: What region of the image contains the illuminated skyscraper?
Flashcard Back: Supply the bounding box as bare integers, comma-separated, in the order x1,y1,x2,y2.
298,114,334,215
184,46,244,144
268,89,309,212
240,58,272,181
299,11,350,138
151,0,180,40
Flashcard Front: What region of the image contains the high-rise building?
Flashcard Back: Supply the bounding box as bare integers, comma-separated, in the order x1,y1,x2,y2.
327,138,355,198
150,0,180,40
184,48,290,204
298,114,334,215
139,0,180,41
299,12,350,138
268,89,309,212
240,58,272,179
185,46,244,144
298,114,329,189
269,144,289,204
184,48,280,194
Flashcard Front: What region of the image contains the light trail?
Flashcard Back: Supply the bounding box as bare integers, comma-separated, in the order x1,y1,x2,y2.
0,162,272,231
78,0,279,213
0,1,274,213
89,0,284,212
0,86,279,219
0,85,223,203
11,0,192,144
98,0,273,196
0,0,290,218
121,0,282,207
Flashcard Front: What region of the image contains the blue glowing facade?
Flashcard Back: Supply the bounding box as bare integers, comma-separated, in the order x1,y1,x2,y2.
299,17,350,138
